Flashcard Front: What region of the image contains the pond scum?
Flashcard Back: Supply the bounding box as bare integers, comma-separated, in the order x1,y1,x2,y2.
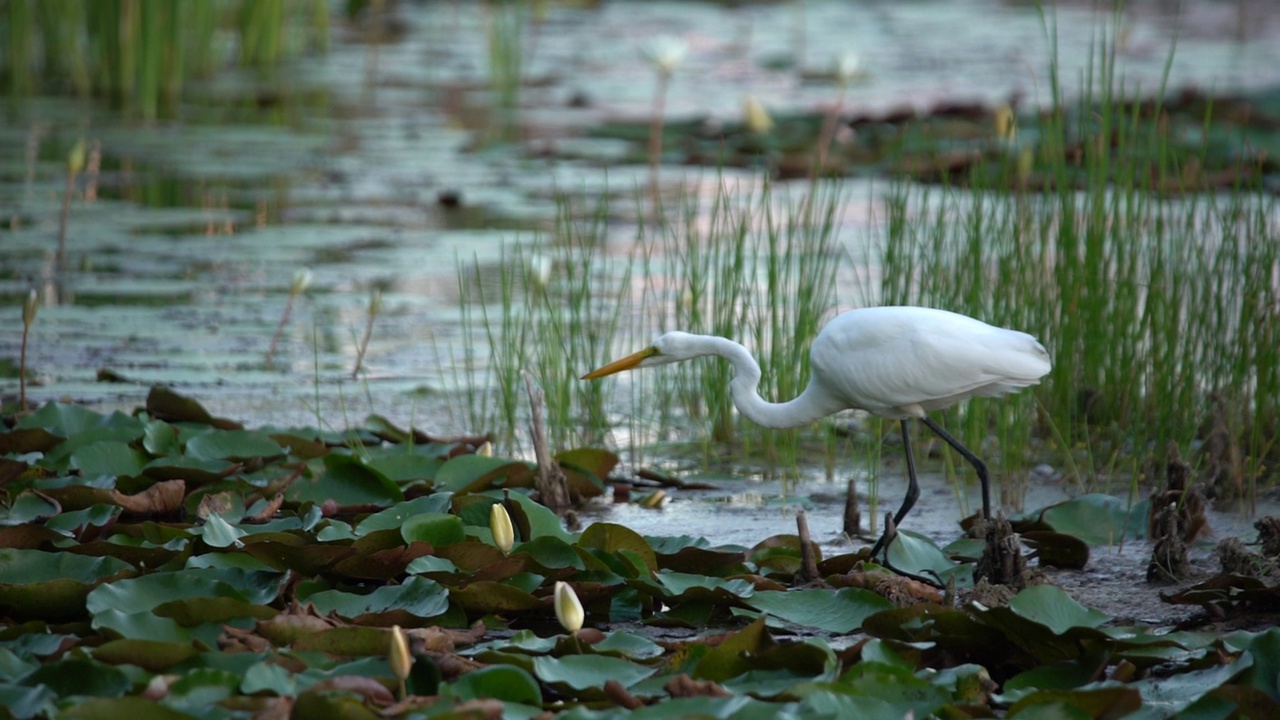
4,2,1280,718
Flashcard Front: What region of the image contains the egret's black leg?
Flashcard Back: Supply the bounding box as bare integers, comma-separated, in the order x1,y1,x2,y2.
920,415,991,521
869,419,921,559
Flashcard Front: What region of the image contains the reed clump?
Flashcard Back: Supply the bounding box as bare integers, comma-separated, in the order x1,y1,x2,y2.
1,0,329,119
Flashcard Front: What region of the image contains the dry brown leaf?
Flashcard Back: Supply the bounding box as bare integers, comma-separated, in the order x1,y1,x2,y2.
111,479,185,515
246,493,285,522
196,491,238,521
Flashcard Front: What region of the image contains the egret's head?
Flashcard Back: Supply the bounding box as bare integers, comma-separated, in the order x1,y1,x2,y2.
581,332,705,380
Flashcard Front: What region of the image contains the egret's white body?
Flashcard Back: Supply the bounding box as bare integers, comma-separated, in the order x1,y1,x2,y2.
583,306,1052,552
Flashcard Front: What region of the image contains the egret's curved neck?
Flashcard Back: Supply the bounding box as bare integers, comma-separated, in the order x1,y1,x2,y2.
700,336,845,429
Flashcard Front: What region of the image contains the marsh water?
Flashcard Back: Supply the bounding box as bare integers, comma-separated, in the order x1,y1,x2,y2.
3,1,1279,550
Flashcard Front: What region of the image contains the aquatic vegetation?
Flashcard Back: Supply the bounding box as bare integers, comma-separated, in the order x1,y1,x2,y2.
2,392,1279,717
0,0,330,119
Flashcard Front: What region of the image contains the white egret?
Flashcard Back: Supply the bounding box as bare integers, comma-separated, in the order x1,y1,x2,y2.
582,306,1052,554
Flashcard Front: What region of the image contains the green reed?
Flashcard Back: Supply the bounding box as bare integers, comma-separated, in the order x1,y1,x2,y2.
1,0,327,119
874,8,1279,506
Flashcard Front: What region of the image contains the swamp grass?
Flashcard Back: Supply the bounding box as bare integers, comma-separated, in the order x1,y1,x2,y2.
1,0,329,119
451,10,1278,514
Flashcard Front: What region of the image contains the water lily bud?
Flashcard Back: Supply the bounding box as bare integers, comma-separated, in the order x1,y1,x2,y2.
291,268,312,296
476,441,493,457
67,138,86,175
835,52,861,85
490,502,515,555
368,288,382,316
1017,147,1035,183
994,104,1017,143
389,625,412,683
642,36,687,77
743,95,774,134
554,581,584,634
23,289,38,326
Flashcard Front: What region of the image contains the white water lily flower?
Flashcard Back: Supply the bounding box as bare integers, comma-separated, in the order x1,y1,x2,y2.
743,95,774,134
389,625,412,682
642,36,687,76
291,268,313,295
993,104,1017,143
490,502,515,554
389,624,413,700
23,289,38,326
835,52,861,85
554,580,584,634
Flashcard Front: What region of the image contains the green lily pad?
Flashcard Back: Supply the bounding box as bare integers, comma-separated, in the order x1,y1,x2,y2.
449,665,541,706
303,576,449,621
531,653,655,691
747,588,893,634
1009,585,1109,635
1035,495,1148,546
434,455,533,494
288,454,404,507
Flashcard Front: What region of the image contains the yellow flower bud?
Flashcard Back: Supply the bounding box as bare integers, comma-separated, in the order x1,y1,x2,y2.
490,502,515,555
476,441,493,457
290,268,312,296
554,581,584,635
744,96,774,135
68,138,86,175
389,625,412,686
994,105,1017,143
23,289,38,326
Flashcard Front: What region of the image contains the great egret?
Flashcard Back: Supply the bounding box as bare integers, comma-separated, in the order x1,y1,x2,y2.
582,306,1052,553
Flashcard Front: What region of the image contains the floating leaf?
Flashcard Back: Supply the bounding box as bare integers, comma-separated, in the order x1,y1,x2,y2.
837,661,952,719
61,696,200,719
448,581,543,614
1034,495,1148,545
185,430,285,462
0,491,61,526
91,639,199,672
141,420,181,457
200,513,246,548
145,386,239,430
23,657,131,698
16,403,106,437
288,454,404,507
71,441,148,479
531,654,655,691
355,496,452,535
400,513,465,547
1006,686,1142,719
0,684,56,719
747,588,893,634
303,576,449,621
1009,585,1109,635
367,453,442,486
885,530,959,577
434,455,533,494
580,523,657,574
449,665,541,706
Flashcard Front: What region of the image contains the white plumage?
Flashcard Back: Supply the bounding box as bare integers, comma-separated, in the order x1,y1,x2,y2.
583,306,1052,555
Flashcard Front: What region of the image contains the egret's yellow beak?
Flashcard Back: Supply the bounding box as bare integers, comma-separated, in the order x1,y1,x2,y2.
581,346,658,380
